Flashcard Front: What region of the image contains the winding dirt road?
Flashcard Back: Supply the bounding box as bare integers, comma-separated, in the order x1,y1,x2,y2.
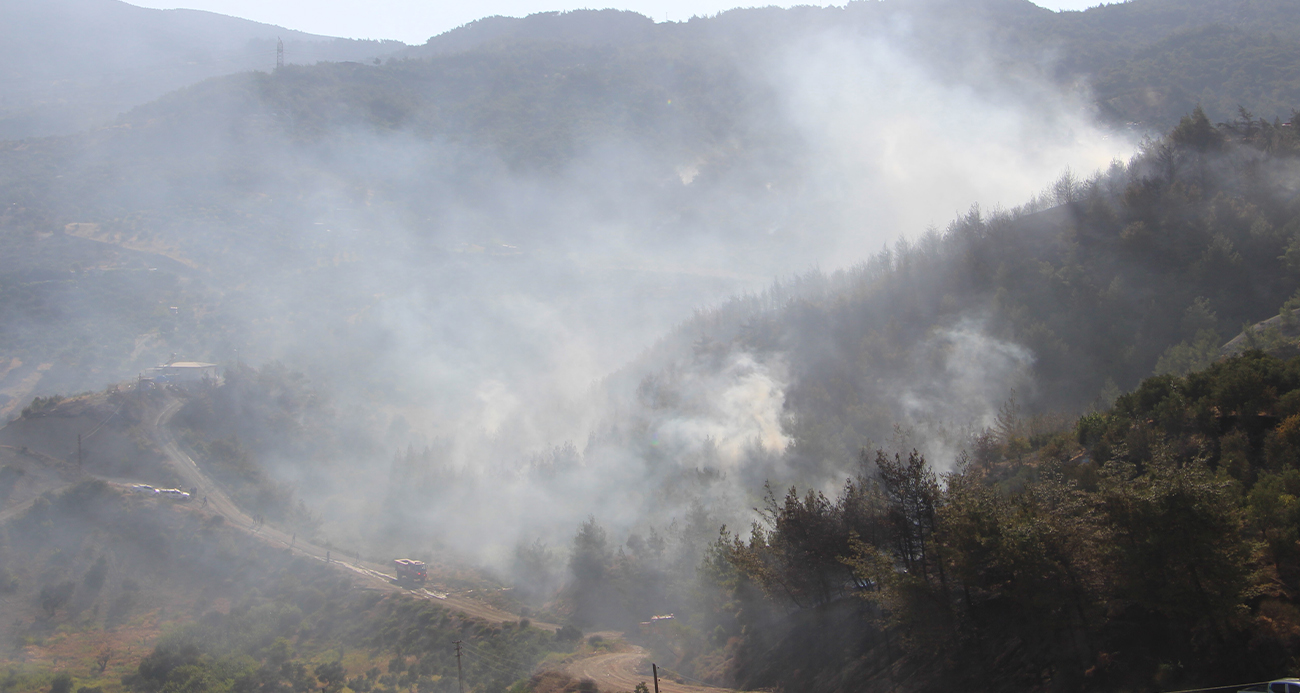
148,396,547,627
563,645,738,693
11,393,741,692
152,396,753,692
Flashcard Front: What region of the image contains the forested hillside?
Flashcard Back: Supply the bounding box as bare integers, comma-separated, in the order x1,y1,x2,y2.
0,480,562,693
684,350,1300,692
5,1,1300,689
4,0,1300,589
5,0,1300,420
404,0,1300,129
591,108,1300,493
7,0,1299,144
543,106,1300,687
329,108,1300,693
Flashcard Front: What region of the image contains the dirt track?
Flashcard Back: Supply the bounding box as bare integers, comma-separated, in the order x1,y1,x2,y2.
147,395,751,692
147,396,552,627
8,392,742,692
563,645,739,693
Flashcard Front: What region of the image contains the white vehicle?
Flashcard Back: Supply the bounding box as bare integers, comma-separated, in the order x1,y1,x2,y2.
130,484,158,495
1240,679,1300,693
158,488,191,500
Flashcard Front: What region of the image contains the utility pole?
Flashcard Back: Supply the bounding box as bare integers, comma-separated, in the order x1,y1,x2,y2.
276,38,284,71
652,663,660,693
454,641,464,693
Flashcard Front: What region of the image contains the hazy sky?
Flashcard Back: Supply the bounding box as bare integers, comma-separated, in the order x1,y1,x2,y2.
127,0,1107,44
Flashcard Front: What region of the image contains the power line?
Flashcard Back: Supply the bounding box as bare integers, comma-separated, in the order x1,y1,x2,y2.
1161,681,1276,693
655,663,735,691
460,652,520,680
460,641,515,663
460,645,514,669
82,399,126,440
460,642,528,675
462,649,515,670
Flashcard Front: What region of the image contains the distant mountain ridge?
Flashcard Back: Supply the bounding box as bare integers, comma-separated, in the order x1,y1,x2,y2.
5,0,1300,141
1,0,1299,408
0,0,405,139
408,9,658,57
401,0,1300,128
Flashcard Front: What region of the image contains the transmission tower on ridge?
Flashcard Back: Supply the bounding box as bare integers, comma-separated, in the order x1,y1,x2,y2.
276,38,284,71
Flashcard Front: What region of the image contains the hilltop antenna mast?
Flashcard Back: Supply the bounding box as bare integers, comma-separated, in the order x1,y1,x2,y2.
276,38,284,71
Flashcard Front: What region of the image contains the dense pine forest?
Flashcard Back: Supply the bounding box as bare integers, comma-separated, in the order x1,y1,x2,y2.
693,350,1300,692
586,107,1300,494
538,110,1300,692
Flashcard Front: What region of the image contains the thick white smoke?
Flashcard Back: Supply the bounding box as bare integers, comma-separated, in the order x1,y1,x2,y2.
653,352,791,470
769,24,1134,266
898,316,1037,467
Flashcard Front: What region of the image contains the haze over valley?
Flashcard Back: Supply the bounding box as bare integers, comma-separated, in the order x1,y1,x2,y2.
3,1,1300,692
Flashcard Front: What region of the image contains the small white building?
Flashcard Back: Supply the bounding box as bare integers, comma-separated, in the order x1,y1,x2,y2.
148,361,219,383
638,614,676,635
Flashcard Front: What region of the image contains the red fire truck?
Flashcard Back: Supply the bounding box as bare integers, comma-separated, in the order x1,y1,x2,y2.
393,558,427,585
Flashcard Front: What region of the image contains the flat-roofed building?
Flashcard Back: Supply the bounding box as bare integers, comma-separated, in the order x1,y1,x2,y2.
148,361,219,383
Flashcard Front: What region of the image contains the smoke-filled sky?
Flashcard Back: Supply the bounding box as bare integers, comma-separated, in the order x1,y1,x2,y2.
126,0,1107,43
5,0,1137,569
